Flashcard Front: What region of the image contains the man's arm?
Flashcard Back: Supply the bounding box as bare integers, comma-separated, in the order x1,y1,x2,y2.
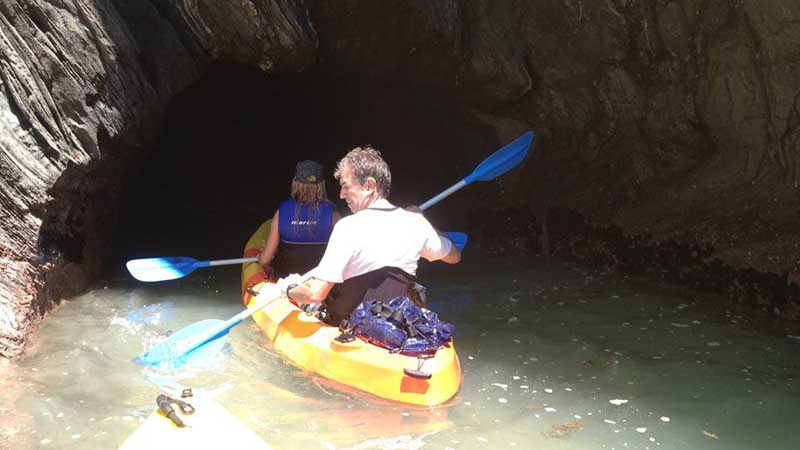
406,205,462,265
286,277,335,304
439,239,461,264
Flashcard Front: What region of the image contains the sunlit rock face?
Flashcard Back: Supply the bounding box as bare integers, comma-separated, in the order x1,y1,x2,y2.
1,0,799,357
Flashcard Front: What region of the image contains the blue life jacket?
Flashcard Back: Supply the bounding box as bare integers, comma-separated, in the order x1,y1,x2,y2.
278,199,334,244
341,296,454,356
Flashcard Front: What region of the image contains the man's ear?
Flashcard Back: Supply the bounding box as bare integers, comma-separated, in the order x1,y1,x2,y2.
364,177,378,192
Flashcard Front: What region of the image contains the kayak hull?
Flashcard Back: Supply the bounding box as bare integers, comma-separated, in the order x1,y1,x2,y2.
241,219,461,406
119,397,270,450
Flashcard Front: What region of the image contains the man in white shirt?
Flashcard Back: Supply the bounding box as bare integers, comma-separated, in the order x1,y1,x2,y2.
279,145,461,325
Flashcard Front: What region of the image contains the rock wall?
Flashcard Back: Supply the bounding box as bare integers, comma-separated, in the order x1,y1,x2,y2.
309,0,800,288
1,0,799,357
0,0,316,358
511,0,800,274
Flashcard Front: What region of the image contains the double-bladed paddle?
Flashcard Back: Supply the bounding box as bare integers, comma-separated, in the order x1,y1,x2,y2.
133,131,533,366
126,231,468,283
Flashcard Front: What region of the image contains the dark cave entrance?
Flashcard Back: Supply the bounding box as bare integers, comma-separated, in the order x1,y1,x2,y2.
113,63,493,264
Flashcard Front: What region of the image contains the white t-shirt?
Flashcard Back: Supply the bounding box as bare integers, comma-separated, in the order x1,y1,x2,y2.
311,200,452,283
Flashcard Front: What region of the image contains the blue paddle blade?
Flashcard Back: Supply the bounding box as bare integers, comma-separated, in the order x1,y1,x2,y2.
133,319,230,366
443,231,468,252
464,131,534,184
126,257,200,282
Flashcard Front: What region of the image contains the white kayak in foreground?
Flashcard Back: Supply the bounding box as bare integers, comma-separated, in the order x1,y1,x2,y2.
119,394,271,450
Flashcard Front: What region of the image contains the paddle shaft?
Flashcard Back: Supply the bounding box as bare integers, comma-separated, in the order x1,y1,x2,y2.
419,180,467,211
419,131,532,211
178,271,313,357
206,257,257,267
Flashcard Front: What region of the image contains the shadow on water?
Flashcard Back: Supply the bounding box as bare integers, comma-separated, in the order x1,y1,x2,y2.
2,253,800,449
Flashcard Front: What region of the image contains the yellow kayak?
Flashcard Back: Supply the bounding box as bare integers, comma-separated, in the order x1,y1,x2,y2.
119,395,271,450
241,220,462,406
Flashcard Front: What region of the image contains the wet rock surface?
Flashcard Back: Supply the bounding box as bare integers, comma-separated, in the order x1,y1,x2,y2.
469,206,800,320
1,1,799,357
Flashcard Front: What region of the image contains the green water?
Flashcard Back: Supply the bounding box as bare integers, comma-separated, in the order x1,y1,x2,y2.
1,255,798,450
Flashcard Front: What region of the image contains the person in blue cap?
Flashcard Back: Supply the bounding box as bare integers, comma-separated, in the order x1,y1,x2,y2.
258,160,341,279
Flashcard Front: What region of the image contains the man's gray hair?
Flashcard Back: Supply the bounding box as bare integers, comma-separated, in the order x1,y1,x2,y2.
334,145,392,197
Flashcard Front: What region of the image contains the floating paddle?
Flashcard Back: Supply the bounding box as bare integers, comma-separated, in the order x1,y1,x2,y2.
133,132,531,365
420,131,534,210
